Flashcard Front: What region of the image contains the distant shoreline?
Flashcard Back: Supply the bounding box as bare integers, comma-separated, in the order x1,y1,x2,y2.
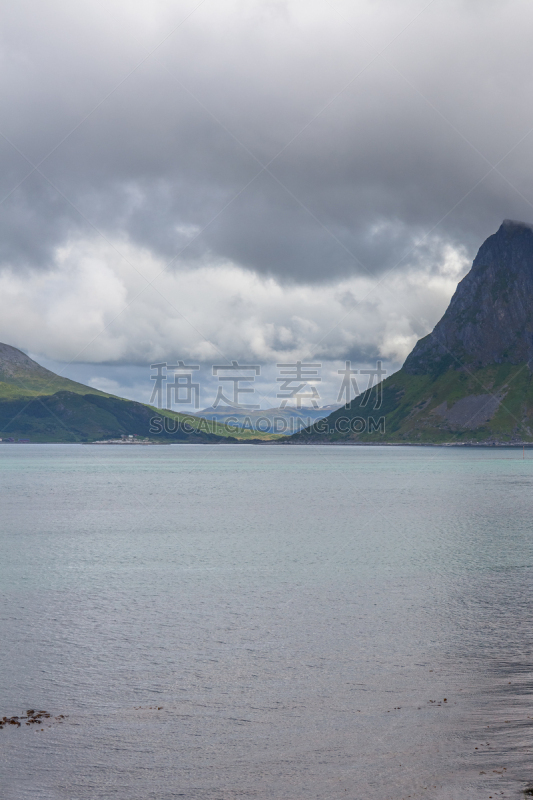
2,440,533,448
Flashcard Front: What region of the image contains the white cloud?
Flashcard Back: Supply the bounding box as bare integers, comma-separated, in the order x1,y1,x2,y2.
0,234,469,368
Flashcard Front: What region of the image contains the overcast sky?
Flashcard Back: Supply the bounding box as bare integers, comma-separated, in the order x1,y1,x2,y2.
2,0,533,406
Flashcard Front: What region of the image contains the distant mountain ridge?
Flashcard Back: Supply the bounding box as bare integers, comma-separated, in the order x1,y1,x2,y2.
193,403,342,433
290,220,533,445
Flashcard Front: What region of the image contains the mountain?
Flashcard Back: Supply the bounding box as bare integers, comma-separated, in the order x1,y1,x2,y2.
193,403,342,434
289,220,533,445
0,344,234,443
404,219,533,373
0,342,108,399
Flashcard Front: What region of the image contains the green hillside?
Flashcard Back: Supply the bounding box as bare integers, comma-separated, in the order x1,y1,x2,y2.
0,390,236,443
0,343,279,443
289,362,533,445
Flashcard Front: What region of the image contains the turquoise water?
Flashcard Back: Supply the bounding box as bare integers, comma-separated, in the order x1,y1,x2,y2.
2,444,533,799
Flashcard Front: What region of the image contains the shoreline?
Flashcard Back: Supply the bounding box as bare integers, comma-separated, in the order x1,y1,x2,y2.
2,440,533,448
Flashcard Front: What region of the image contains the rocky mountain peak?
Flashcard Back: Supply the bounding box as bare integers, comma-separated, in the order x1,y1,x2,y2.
404,220,533,374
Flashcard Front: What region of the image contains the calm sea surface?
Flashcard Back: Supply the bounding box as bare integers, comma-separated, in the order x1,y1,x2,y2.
2,444,533,799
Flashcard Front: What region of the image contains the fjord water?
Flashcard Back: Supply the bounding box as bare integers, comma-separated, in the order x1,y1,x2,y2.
2,445,533,799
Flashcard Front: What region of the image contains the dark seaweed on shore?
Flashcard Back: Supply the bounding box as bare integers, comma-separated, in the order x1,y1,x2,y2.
0,710,66,729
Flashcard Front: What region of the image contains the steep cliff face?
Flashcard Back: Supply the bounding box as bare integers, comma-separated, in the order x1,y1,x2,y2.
404,220,533,374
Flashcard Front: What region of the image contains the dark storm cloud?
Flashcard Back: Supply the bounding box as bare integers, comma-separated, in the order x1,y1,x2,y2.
1,0,533,282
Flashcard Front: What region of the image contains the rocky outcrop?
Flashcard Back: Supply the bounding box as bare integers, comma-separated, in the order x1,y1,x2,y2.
431,393,505,429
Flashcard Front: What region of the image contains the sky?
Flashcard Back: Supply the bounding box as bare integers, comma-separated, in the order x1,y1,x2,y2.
2,0,533,408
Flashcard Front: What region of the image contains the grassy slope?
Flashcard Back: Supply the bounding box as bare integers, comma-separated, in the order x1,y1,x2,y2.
0,376,108,400
289,363,533,444
0,391,281,443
